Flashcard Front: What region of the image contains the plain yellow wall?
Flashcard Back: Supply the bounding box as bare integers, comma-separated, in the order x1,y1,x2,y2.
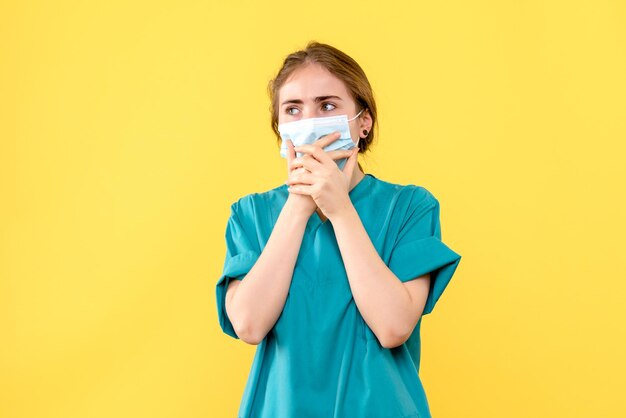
1,1,625,417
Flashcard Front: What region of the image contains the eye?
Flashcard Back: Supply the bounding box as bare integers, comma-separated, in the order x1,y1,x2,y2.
321,102,336,112
285,107,300,115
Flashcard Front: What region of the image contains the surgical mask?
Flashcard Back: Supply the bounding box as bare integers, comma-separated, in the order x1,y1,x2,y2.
278,109,364,171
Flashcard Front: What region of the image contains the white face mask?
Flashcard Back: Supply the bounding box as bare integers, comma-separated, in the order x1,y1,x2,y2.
278,109,364,171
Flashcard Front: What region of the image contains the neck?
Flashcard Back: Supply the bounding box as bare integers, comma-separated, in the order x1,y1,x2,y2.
349,167,365,192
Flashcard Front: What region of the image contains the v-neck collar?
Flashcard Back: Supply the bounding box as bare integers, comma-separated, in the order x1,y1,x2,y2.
309,173,375,228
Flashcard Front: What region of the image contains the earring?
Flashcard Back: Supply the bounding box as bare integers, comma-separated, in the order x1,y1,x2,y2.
362,129,369,137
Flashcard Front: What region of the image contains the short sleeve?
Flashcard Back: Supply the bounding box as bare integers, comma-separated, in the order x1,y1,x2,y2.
387,190,462,316
215,201,261,339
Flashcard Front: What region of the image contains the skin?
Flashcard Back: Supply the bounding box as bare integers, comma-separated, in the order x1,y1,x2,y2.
225,62,430,348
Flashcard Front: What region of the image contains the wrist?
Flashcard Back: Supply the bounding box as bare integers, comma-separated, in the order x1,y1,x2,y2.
283,196,314,221
328,201,357,224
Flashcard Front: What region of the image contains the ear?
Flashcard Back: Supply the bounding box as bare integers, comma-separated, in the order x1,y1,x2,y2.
358,109,373,138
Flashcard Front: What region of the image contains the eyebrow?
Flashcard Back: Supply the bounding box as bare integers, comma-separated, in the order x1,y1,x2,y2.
280,95,343,106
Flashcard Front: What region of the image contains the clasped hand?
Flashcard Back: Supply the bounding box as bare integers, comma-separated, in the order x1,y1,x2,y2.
285,132,360,221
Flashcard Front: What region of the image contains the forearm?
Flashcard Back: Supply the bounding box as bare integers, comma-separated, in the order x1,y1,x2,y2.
330,205,415,347
228,198,309,343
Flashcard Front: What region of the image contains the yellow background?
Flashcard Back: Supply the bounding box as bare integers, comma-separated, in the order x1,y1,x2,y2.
1,1,625,417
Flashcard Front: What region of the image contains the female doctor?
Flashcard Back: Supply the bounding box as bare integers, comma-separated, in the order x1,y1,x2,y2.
216,41,462,418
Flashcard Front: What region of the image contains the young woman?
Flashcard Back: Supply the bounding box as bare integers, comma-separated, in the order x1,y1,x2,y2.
216,41,462,418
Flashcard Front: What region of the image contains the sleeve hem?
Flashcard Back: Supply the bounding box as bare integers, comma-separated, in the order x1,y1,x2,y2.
388,236,462,315
215,250,260,339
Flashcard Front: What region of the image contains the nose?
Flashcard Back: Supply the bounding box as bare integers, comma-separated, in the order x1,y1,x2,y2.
300,105,317,119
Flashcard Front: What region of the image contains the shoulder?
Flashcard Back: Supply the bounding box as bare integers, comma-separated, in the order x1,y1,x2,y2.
228,182,289,218
369,174,439,213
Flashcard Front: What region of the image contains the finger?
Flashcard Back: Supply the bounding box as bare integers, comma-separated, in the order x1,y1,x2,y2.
287,139,303,173
293,143,332,165
286,139,295,173
314,131,342,149
291,154,324,172
327,148,356,161
342,147,360,176
286,170,315,186
291,166,309,176
287,183,314,195
293,131,342,156
286,166,310,185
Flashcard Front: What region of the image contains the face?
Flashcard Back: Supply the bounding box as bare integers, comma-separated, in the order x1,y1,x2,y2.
277,62,372,145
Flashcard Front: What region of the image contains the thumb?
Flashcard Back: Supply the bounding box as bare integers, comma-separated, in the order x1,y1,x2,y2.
342,147,360,177
286,139,295,174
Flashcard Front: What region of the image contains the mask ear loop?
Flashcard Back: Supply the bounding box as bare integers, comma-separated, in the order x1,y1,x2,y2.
348,108,367,148
347,108,365,122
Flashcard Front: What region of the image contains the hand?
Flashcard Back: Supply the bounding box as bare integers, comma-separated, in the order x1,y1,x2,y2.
285,132,360,221
285,138,317,218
